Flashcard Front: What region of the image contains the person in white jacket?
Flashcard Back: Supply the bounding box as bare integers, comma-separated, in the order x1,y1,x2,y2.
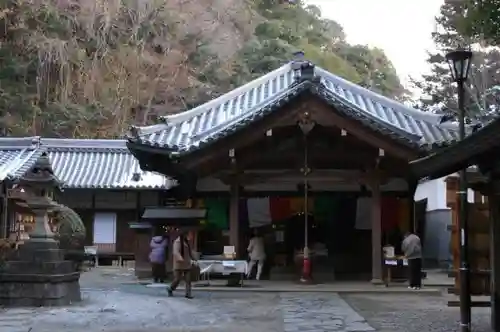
246,229,266,280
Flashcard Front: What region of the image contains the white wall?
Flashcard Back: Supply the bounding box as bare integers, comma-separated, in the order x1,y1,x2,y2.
93,212,117,244
414,175,476,211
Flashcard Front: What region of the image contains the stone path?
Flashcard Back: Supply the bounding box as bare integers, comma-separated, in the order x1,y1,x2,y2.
0,308,34,332
0,287,375,332
280,293,374,332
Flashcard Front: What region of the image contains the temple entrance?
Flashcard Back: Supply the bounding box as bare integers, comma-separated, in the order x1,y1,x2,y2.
126,58,448,283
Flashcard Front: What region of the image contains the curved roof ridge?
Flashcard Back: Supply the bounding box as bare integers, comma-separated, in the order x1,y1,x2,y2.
41,138,128,150
315,67,451,127
129,123,170,138
163,63,293,125
0,136,41,149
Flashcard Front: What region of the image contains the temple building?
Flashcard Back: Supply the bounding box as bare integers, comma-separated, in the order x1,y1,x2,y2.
126,54,460,282
0,137,172,263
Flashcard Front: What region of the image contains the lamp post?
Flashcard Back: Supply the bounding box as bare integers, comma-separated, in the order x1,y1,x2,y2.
445,49,473,332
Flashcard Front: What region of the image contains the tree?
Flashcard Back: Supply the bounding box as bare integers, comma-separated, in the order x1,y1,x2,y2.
0,0,405,138
460,0,500,46
412,0,500,121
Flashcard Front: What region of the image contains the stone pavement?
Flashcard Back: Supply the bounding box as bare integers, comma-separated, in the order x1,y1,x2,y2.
0,268,453,332
280,293,374,332
0,287,375,332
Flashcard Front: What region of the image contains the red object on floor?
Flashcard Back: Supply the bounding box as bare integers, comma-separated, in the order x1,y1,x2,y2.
301,257,312,282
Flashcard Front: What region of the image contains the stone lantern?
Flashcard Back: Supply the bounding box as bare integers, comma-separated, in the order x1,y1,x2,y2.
18,152,60,243
0,152,81,307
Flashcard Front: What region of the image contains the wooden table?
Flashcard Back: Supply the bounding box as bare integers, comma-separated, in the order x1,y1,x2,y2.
383,257,408,287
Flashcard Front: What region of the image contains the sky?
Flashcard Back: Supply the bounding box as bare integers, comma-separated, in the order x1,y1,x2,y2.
305,0,444,88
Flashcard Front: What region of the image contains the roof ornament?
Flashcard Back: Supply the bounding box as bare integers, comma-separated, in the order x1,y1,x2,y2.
129,125,140,137
132,172,142,182
18,152,61,192
291,51,316,82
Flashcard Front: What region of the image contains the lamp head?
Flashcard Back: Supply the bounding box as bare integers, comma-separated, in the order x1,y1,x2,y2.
445,49,473,83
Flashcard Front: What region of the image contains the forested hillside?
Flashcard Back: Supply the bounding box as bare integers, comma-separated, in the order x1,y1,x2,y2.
0,0,404,138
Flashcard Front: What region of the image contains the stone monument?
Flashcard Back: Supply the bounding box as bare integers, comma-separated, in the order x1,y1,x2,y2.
0,152,81,306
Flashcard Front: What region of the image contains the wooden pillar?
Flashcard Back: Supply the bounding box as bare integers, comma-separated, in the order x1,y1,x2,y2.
370,179,383,284
229,182,240,257
408,179,418,233
489,174,500,330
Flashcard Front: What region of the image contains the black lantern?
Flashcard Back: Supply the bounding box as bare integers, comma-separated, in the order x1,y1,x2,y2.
445,50,473,83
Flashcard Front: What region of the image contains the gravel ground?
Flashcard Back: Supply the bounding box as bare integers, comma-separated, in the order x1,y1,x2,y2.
2,269,490,332
343,294,493,332
0,290,283,332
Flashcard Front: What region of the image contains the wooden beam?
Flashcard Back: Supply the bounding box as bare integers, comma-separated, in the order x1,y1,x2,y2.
308,98,420,161
180,97,307,171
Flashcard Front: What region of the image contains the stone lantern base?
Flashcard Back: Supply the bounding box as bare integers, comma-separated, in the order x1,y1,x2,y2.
0,240,81,307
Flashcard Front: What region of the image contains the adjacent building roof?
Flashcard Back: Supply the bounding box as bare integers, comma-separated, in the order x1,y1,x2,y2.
0,137,44,182
410,118,500,179
42,139,174,189
0,137,174,190
128,62,460,154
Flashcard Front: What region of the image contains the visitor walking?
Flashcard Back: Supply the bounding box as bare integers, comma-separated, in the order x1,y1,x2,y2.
149,230,168,283
167,231,195,299
247,229,266,280
402,231,423,290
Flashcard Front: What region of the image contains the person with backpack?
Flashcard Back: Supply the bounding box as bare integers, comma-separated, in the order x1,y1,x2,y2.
149,229,168,283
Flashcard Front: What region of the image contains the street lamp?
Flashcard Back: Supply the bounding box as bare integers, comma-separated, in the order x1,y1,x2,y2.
445,49,473,332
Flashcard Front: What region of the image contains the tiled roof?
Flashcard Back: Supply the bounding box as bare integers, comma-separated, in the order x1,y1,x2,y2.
0,137,43,181
128,62,460,153
41,139,175,189
410,117,500,179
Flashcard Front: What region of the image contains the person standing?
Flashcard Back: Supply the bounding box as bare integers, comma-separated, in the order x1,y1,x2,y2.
167,231,195,299
402,231,423,290
149,230,168,283
246,229,266,280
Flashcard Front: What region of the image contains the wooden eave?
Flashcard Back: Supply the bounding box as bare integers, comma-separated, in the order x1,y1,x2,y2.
410,118,500,179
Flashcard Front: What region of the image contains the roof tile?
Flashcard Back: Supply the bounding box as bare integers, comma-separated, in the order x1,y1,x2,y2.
42,139,174,189
128,62,459,152
0,137,174,189
0,137,43,181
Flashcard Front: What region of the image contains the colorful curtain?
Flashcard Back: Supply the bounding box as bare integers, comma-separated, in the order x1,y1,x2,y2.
247,197,272,228
314,195,339,223
381,196,400,232
288,197,314,215
269,197,292,222
204,197,229,229
355,197,372,230
398,198,410,232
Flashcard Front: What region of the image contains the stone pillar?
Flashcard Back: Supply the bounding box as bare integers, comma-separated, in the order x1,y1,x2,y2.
488,175,500,330
229,182,240,257
30,208,56,242
370,180,383,284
